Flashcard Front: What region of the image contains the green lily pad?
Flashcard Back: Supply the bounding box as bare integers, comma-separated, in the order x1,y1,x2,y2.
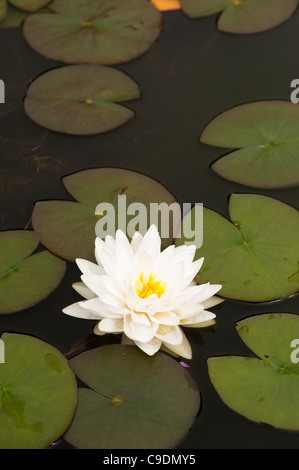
32,168,177,262
0,332,77,448
0,0,7,21
180,0,298,34
9,0,51,12
0,4,28,26
208,313,299,431
23,0,162,65
0,1,51,27
176,193,299,302
24,65,141,135
0,230,66,314
200,101,299,189
180,0,229,17
64,345,200,449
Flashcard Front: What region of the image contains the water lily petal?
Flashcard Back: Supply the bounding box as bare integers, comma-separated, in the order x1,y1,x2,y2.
172,302,204,318
131,311,151,326
152,311,180,325
172,244,196,262
80,274,107,298
195,284,223,303
133,337,162,356
99,275,126,302
72,282,95,300
93,322,106,336
174,282,222,304
181,310,216,325
156,325,182,345
76,258,105,276
124,315,158,343
95,238,117,280
79,297,124,318
163,329,192,359
115,229,134,274
103,234,116,251
134,224,161,261
81,274,128,307
130,231,143,253
126,286,138,310
183,318,216,328
201,295,224,309
62,302,100,320
96,317,124,333
176,257,205,291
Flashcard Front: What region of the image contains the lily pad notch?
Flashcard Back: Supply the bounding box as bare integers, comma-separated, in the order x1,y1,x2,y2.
0,230,66,314
200,100,299,189
64,345,201,449
180,0,298,34
208,313,299,431
0,0,52,27
24,65,141,135
176,193,299,302
23,0,163,65
32,167,177,262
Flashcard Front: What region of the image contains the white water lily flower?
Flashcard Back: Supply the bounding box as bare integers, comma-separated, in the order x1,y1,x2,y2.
63,225,223,359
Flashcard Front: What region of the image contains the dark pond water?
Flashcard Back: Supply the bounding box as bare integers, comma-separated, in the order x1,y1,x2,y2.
0,8,299,449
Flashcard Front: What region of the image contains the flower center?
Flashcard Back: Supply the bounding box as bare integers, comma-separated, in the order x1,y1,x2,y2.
135,272,166,299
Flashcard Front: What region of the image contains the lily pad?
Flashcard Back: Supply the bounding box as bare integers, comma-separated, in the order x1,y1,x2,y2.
180,0,298,34
24,65,141,135
208,313,299,431
9,0,51,12
23,0,162,65
200,101,299,189
0,230,66,314
176,193,299,302
0,0,7,21
0,332,77,448
32,168,177,262
64,345,200,449
0,4,28,26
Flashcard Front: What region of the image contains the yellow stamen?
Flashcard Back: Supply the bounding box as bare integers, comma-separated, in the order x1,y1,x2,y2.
135,272,166,299
85,98,93,105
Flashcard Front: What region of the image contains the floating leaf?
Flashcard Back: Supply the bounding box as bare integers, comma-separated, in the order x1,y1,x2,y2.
9,0,51,12
176,194,299,302
0,230,66,314
64,345,200,449
32,168,177,262
24,65,141,135
0,333,77,448
200,101,299,189
0,0,7,21
180,0,229,17
180,0,298,34
208,313,299,430
23,0,162,65
0,4,28,26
